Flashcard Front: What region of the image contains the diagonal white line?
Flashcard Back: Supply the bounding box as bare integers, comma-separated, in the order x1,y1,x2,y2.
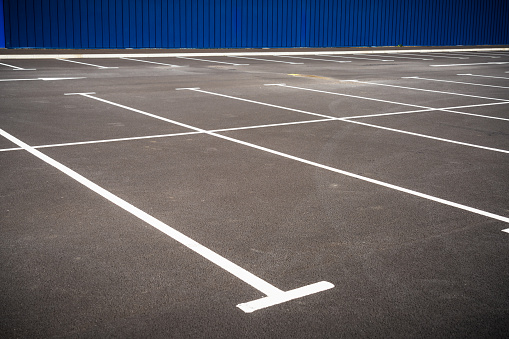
403,76,509,89
457,74,509,80
228,56,304,64
77,92,509,226
176,56,248,66
120,57,180,67
57,58,118,69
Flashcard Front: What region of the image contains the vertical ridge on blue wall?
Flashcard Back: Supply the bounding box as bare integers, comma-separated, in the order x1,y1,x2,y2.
3,0,509,49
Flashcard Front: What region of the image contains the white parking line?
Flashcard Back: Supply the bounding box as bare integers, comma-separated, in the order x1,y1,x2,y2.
190,87,509,155
227,56,303,65
446,52,501,59
176,56,248,66
69,93,509,229
57,58,118,69
431,62,509,67
270,82,509,122
0,124,335,313
457,74,509,80
320,55,394,62
0,62,35,70
348,79,509,106
0,77,85,82
0,118,334,153
403,76,509,89
120,57,180,67
372,54,433,61
278,55,351,63
411,52,468,59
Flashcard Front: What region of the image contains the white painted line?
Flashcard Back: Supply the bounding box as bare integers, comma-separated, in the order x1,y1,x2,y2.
406,52,468,59
403,76,509,89
73,93,509,230
238,281,334,313
0,62,35,70
228,56,304,65
0,131,202,152
342,119,509,154
0,126,334,313
457,74,509,80
188,88,333,119
191,87,509,154
57,58,118,69
278,55,351,63
321,55,394,62
0,119,334,153
176,56,248,66
347,80,509,105
431,62,509,67
369,54,433,61
446,52,501,59
65,92,96,96
3,48,508,60
503,228,509,234
0,77,85,82
175,87,201,90
120,57,180,67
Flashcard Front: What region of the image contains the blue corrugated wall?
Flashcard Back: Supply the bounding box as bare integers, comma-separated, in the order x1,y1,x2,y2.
3,0,509,49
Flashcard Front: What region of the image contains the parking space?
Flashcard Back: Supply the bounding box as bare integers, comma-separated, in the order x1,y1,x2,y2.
1,47,508,337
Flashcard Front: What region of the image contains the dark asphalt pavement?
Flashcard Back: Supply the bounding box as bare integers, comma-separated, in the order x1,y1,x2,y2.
1,47,508,338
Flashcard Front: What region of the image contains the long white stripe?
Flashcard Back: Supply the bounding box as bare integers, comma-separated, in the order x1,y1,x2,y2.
457,74,509,80
120,57,180,67
403,53,467,59
176,56,248,66
431,62,509,67
0,62,34,70
404,76,509,89
1,48,508,60
0,119,333,153
348,80,509,104
343,120,509,154
190,88,509,154
321,55,394,62
278,55,351,63
272,83,509,122
446,52,500,58
57,58,118,69
228,56,303,64
0,127,286,297
79,93,509,225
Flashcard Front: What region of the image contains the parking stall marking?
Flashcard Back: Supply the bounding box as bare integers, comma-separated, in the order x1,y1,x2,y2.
119,57,181,67
402,76,509,90
277,55,351,63
320,55,394,62
176,56,249,66
185,88,509,155
0,61,35,70
0,77,85,82
0,121,335,314
227,56,304,64
61,92,509,230
269,82,509,122
57,58,118,69
457,74,509,80
431,62,509,67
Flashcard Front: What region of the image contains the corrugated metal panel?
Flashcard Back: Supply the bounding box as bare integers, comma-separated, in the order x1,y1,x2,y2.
0,0,4,48
3,0,509,49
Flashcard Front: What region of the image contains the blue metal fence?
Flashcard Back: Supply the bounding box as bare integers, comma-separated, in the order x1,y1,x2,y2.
3,0,509,49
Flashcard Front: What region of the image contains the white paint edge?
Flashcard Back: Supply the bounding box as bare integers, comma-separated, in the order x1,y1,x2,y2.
2,47,507,60
77,93,509,227
0,126,335,312
237,281,334,313
403,76,509,89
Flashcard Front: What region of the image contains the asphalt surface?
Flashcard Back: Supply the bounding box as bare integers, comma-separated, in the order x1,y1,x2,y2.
1,47,509,338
